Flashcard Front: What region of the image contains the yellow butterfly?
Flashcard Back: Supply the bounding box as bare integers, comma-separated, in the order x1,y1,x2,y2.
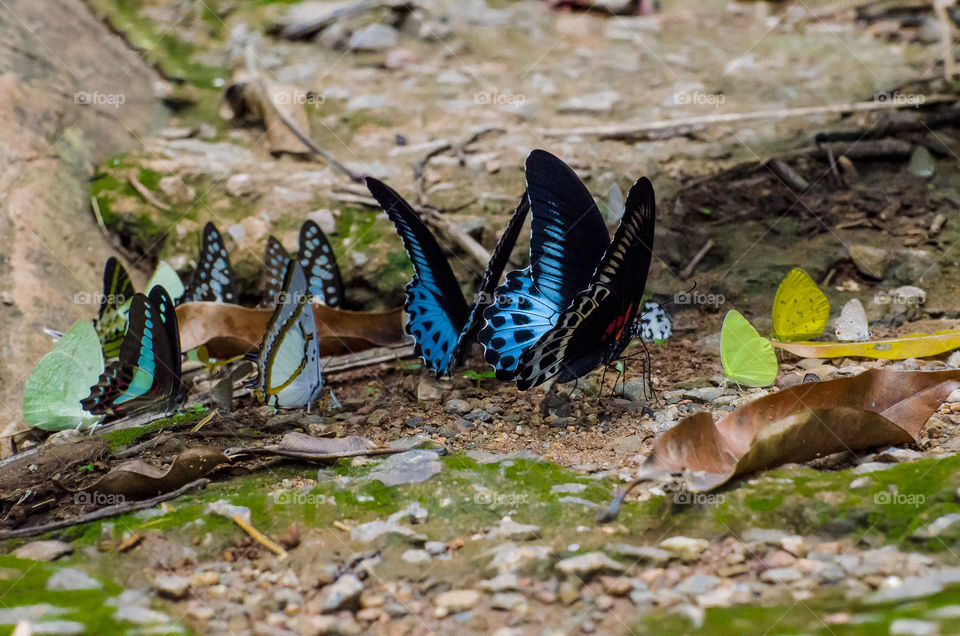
771,268,830,342
721,310,778,387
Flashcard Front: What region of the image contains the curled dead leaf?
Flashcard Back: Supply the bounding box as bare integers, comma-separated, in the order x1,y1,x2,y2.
80,447,229,498
639,368,960,491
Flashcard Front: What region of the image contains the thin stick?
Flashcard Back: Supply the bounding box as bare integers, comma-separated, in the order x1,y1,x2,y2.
323,343,417,374
542,95,956,141
679,239,714,279
935,0,958,80
129,175,171,212
232,513,288,561
0,479,210,540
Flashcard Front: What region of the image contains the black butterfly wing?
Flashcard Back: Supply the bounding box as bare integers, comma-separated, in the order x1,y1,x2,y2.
366,177,470,376
93,257,135,358
148,285,183,399
479,150,610,379
451,191,530,365
513,177,656,390
180,222,237,304
264,236,291,305
299,220,345,308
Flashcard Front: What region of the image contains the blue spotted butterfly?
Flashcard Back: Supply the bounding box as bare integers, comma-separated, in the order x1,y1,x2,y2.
366,177,529,377
180,222,237,304
264,220,344,307
82,286,185,417
254,260,325,408
92,257,135,359
479,149,656,390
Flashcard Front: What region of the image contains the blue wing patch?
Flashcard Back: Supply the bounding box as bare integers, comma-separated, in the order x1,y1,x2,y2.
180,222,237,304
298,220,344,307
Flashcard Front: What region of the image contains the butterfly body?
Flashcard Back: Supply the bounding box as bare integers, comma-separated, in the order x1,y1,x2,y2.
255,261,324,408
367,177,529,377
82,286,185,418
180,222,237,304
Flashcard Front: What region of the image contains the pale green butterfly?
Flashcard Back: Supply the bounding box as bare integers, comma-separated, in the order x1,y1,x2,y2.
23,319,104,431
720,309,778,387
146,260,185,302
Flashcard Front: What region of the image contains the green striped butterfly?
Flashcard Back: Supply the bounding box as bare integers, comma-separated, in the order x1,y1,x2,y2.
92,257,135,358
82,286,185,418
254,260,325,409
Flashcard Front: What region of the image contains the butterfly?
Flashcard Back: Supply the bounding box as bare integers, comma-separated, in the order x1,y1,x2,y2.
366,176,530,377
771,267,830,342
92,257,135,359
82,286,185,418
254,260,325,408
180,222,237,304
479,149,656,390
720,309,778,387
636,301,672,343
264,220,345,307
835,298,870,342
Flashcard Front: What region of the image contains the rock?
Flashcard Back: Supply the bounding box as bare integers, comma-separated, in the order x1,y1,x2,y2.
12,540,72,562
425,541,446,556
225,173,253,197
389,501,429,525
911,513,960,538
349,24,398,52
385,47,416,70
890,618,937,635
153,573,190,599
350,519,416,543
849,244,889,280
295,614,360,635
444,398,472,415
604,543,671,566
114,605,170,624
540,393,573,418
346,94,387,111
157,176,194,204
306,209,336,234
417,376,445,401
401,549,431,563
46,568,101,591
555,552,624,578
947,352,960,369
366,408,390,426
485,542,552,573
853,462,893,474
319,574,363,612
779,535,806,557
186,602,215,621
907,146,935,178
46,429,82,445
369,450,442,486
478,573,519,593
759,567,802,584
551,483,587,495
674,574,721,596
558,578,581,605
557,90,619,114
558,496,600,508
190,572,220,586
490,592,527,611
386,435,438,452
435,589,480,612
489,517,541,541
658,536,709,562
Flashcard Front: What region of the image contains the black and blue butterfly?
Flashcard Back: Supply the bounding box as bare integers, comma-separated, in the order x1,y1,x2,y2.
180,222,237,304
254,260,325,409
92,257,135,359
264,220,345,307
366,177,529,377
82,286,185,418
479,149,656,390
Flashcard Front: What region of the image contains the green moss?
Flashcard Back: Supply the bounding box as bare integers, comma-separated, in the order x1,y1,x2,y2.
99,406,208,450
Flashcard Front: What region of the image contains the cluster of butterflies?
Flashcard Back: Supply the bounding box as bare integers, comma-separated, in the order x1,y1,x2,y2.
720,267,874,387
68,219,345,422
371,149,670,391
28,149,673,429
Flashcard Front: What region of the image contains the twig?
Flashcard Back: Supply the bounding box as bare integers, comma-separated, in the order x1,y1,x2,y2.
232,513,288,561
421,208,492,268
129,175,171,211
679,239,714,279
934,0,958,80
0,479,210,540
323,342,417,374
765,158,809,192
542,96,956,141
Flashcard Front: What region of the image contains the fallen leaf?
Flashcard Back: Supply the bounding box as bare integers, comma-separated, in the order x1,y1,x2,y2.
176,302,406,359
772,330,960,360
230,432,395,461
79,447,229,498
638,368,960,491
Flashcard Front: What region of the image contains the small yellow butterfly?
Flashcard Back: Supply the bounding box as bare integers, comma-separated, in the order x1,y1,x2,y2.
721,310,778,387
771,268,830,342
